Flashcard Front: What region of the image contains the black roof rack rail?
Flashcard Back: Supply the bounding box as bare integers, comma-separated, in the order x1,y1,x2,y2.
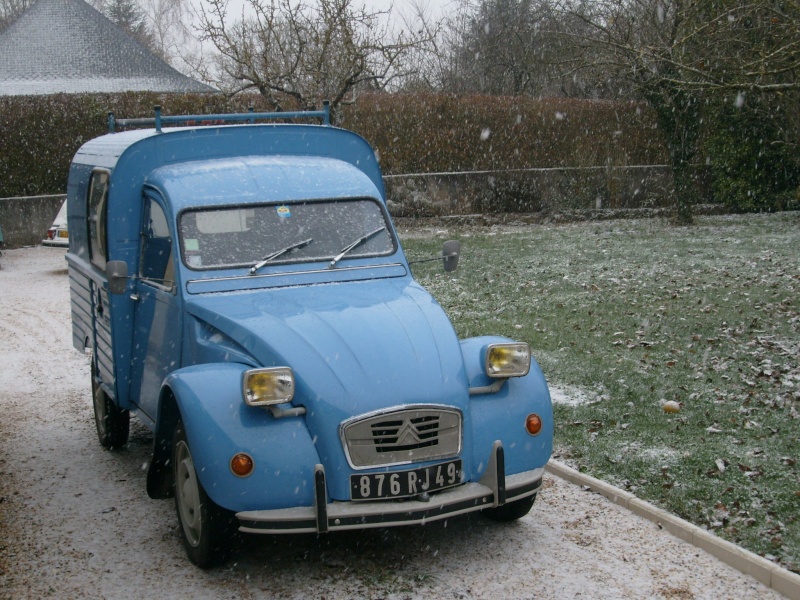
108,101,330,133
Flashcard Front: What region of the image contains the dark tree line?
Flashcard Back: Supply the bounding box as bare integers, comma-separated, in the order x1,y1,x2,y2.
190,0,800,220
428,0,800,221
4,0,798,218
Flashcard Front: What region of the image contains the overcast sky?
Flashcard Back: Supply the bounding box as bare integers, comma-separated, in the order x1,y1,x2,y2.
204,0,457,23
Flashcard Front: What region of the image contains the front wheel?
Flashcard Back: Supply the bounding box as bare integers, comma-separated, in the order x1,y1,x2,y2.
172,419,237,568
91,365,129,449
482,493,537,522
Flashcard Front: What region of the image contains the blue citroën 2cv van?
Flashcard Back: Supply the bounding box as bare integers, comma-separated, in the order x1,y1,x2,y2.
65,105,553,567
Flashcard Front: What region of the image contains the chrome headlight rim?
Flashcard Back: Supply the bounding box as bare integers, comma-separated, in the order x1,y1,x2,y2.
242,366,295,407
483,342,531,379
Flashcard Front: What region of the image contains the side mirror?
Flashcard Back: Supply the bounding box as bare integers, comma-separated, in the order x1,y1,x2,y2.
442,240,460,272
105,260,129,294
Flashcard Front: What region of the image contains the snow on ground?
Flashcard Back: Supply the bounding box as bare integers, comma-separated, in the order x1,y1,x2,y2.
0,246,784,599
548,385,592,407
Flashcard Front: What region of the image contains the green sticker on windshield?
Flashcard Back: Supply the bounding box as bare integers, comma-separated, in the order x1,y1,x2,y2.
277,206,291,218
185,238,199,251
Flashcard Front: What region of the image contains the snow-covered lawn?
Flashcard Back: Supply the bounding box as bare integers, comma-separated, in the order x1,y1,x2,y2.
0,246,782,599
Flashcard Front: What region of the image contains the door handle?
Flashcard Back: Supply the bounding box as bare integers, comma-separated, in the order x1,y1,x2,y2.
129,293,140,301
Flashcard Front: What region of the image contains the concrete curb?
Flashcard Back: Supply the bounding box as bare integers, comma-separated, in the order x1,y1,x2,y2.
546,460,800,600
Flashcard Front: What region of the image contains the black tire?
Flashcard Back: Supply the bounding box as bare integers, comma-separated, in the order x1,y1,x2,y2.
482,493,537,522
92,364,129,449
172,419,237,568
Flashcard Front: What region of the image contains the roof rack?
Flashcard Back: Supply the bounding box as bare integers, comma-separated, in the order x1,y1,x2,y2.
108,101,330,133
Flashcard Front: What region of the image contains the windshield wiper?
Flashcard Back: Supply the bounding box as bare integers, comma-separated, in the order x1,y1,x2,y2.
249,238,313,275
328,226,387,270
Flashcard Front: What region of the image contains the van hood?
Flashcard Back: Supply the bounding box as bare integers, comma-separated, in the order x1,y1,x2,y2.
186,278,469,467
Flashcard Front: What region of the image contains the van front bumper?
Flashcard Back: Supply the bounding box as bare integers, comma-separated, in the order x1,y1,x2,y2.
236,441,543,534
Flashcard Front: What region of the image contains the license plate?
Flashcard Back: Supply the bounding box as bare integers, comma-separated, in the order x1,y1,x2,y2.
350,459,462,500
58,230,68,238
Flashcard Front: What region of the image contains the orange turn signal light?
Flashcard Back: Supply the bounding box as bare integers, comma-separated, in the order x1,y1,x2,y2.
525,414,543,436
230,453,255,477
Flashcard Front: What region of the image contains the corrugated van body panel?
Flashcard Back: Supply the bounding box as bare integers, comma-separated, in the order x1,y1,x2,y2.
93,283,115,394
68,266,92,352
66,254,116,399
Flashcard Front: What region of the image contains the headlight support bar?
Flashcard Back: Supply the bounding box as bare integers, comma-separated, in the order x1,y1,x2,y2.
268,405,307,419
468,378,508,396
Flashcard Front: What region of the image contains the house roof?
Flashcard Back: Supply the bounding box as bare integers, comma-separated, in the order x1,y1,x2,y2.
0,0,216,95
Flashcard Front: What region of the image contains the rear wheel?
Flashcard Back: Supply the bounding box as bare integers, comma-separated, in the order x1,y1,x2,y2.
91,364,129,449
482,493,537,522
172,419,237,568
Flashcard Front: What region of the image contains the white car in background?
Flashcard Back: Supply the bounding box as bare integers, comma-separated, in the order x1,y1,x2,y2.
42,200,68,247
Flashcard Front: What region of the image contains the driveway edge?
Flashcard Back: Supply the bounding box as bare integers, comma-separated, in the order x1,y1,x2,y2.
546,460,800,600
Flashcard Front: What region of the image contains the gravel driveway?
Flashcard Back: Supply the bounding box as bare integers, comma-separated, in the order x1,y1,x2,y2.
0,246,784,599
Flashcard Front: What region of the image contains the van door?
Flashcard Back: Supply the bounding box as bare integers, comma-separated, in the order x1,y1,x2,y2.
128,193,181,422
86,169,116,399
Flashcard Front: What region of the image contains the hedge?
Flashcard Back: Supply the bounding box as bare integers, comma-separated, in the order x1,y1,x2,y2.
343,94,667,174
0,93,264,198
0,92,667,198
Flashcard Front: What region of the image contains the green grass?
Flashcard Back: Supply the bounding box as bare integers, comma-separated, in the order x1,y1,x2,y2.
402,212,800,573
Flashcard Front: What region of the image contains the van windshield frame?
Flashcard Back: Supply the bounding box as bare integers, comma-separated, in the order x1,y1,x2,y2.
178,198,396,271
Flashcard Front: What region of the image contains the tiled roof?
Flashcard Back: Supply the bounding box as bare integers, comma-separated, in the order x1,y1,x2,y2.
0,0,216,95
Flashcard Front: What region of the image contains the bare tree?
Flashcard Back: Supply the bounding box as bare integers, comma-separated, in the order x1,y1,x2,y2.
196,0,430,120
559,0,705,222
555,0,800,222
138,0,192,64
435,0,598,97
445,0,551,95
388,0,447,91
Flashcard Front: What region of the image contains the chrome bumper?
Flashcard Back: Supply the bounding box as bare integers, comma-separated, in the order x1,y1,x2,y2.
236,441,544,534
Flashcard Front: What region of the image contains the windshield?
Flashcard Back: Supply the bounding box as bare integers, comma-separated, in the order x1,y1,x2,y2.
179,199,395,270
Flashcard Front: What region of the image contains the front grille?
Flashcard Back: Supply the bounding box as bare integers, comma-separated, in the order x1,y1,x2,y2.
372,414,441,453
341,406,462,469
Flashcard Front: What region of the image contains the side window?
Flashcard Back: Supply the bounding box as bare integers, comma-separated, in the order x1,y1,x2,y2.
87,169,110,270
140,197,174,290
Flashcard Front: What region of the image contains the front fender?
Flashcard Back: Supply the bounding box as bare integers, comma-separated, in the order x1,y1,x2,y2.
163,364,322,512
461,336,553,477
